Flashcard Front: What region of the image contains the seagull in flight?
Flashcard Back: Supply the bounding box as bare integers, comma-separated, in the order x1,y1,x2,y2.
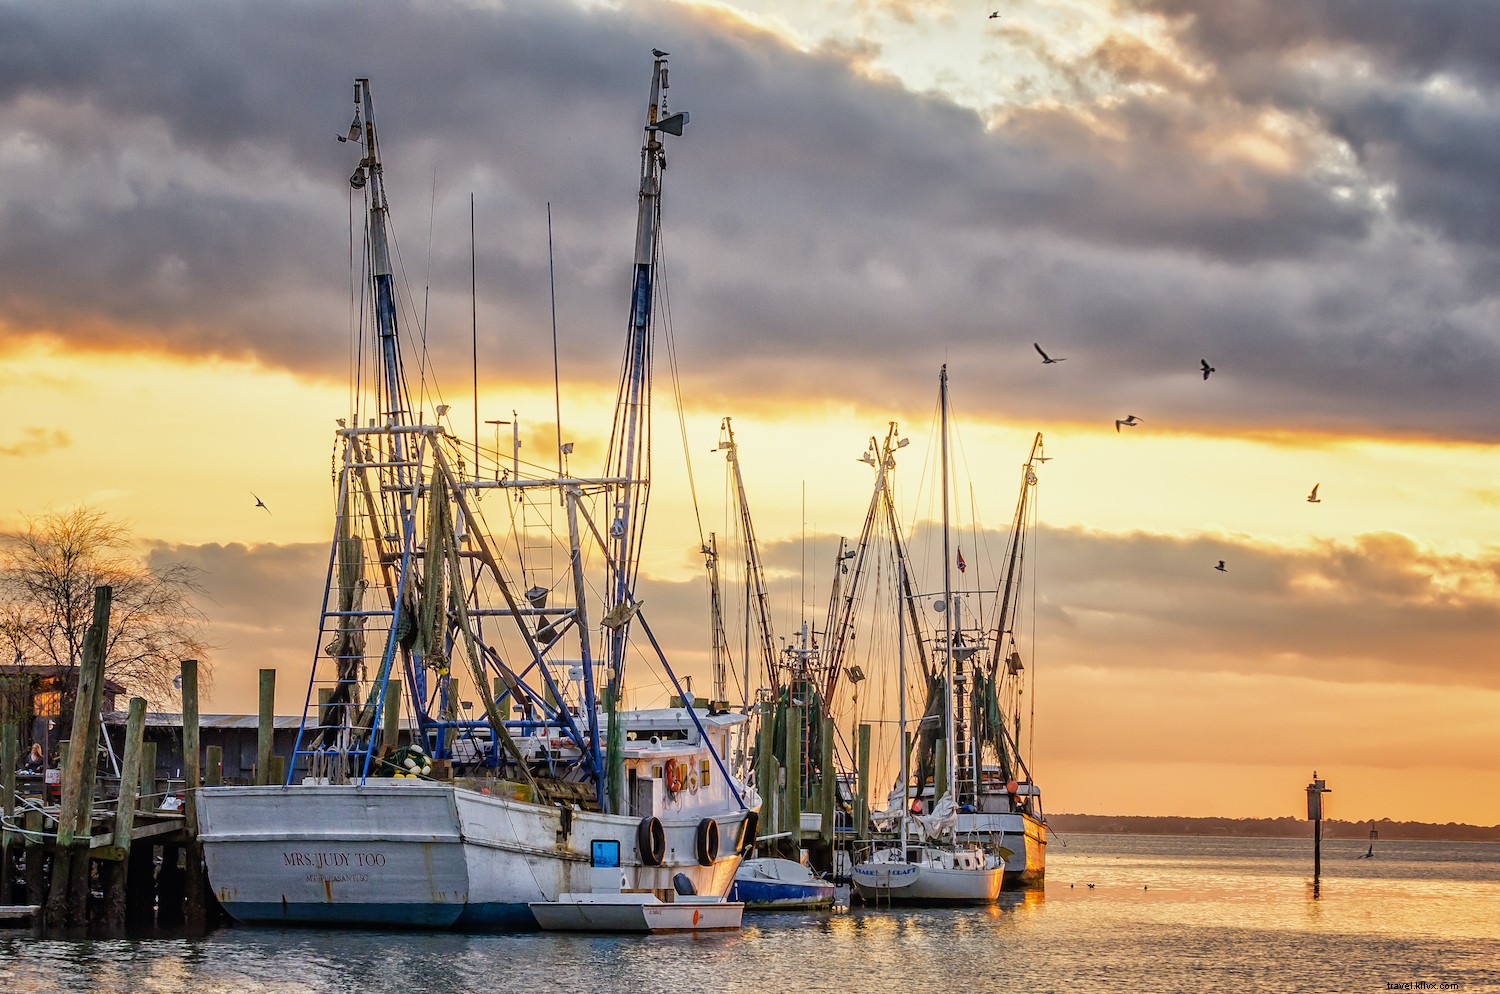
1214,560,1227,572
989,10,1002,17
1201,359,1215,380
252,493,271,514
1115,415,1142,432
1034,343,1066,364
1306,483,1321,504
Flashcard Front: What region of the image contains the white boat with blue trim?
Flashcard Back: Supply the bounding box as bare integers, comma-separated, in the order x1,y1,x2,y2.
197,56,758,930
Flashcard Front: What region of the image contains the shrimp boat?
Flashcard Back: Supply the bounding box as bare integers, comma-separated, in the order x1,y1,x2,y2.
849,366,1045,902
197,57,758,930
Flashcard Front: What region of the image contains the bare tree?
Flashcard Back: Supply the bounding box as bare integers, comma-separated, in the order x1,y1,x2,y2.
0,507,210,729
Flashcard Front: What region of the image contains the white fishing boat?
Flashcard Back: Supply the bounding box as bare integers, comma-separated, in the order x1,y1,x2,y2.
198,57,758,930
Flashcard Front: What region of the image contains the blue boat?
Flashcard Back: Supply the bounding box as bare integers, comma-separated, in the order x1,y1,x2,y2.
729,857,835,910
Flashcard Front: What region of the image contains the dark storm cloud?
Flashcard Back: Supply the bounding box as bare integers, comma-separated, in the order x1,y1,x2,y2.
3,1,1500,438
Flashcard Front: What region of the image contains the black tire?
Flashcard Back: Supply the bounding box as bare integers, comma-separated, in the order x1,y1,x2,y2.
637,815,666,867
739,810,760,853
695,817,720,866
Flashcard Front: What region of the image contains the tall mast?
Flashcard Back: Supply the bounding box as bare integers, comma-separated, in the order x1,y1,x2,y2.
939,365,957,806
718,418,777,692
599,52,688,812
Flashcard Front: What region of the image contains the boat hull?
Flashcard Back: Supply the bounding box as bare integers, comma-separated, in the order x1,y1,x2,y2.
955,809,1048,887
728,857,835,910
850,861,1003,905
529,893,744,933
197,783,750,930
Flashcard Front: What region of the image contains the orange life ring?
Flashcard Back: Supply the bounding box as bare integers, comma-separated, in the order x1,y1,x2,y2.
666,760,685,793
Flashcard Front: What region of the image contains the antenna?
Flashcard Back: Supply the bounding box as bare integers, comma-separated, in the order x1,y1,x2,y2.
548,202,564,483
471,193,479,481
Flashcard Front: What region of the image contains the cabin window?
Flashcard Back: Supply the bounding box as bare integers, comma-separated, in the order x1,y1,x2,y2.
699,759,711,787
653,765,663,779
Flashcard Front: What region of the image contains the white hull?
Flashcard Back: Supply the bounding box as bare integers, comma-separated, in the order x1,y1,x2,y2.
530,893,743,933
851,858,1003,905
956,808,1048,887
197,782,750,930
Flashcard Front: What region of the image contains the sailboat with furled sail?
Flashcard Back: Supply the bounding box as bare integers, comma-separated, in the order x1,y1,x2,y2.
197,56,757,930
851,366,1007,904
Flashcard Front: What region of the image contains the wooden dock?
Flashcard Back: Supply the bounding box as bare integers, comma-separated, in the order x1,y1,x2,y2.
2,586,220,931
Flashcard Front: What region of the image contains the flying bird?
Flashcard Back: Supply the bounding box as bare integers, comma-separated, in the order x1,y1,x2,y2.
1307,484,1321,504
252,493,271,514
1201,359,1215,380
989,11,1001,17
1115,415,1142,432
1034,343,1066,364
1214,560,1227,572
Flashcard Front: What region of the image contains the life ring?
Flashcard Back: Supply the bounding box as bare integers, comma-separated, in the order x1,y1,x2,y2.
738,810,760,852
687,770,699,795
694,818,720,866
665,760,684,794
637,816,666,867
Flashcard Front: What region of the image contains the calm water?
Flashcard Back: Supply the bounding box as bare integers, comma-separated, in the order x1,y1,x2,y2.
1,834,1496,993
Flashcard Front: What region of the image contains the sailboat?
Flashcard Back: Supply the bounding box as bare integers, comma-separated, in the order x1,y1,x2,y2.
850,366,1007,905
196,57,758,930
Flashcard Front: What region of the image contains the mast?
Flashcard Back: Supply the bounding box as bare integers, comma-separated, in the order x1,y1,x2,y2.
899,555,909,862
599,52,689,813
939,365,957,807
353,79,410,437
718,418,778,692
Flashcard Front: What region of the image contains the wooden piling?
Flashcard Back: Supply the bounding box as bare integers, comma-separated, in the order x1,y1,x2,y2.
179,660,207,928
46,585,112,928
141,741,157,812
756,700,775,853
381,676,401,752
205,745,223,787
785,705,803,859
257,669,276,786
102,697,147,928
2,721,15,901
856,722,872,841
23,809,45,907
819,714,835,848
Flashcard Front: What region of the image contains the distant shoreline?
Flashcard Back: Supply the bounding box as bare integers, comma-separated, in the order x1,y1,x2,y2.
1048,813,1500,843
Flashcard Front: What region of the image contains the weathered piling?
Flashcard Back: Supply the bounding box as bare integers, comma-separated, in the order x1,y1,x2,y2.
102,696,147,928
257,669,275,785
784,705,803,859
24,809,46,907
856,722,872,841
180,659,208,926
819,714,835,850
2,721,15,900
205,745,222,787
756,700,775,852
45,585,112,928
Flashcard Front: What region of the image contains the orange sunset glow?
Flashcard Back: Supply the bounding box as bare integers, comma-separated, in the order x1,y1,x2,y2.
3,0,1499,829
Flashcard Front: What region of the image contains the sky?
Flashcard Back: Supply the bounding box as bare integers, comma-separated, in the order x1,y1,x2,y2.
3,0,1500,825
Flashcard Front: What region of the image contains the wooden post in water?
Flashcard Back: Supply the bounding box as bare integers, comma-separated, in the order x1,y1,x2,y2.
1,722,15,901
785,705,803,860
381,676,401,752
24,809,46,907
856,722,872,842
103,696,147,928
257,669,276,786
1306,772,1330,898
179,659,206,927
46,584,112,928
756,700,775,855
205,745,223,787
140,741,157,812
819,714,835,849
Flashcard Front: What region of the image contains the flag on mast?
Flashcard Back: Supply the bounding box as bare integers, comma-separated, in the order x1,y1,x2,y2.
957,549,967,573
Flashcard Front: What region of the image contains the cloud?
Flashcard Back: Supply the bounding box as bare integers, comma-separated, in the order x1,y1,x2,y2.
2,0,1500,448
0,426,69,458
